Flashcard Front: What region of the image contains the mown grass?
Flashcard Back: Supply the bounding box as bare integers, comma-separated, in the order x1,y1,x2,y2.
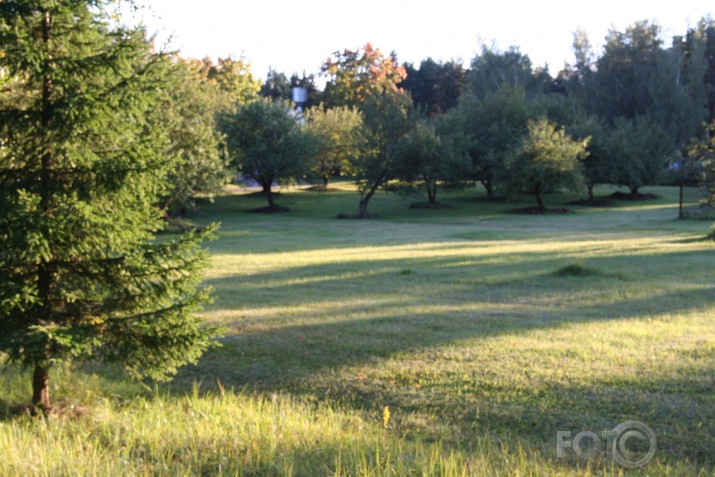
1,184,714,476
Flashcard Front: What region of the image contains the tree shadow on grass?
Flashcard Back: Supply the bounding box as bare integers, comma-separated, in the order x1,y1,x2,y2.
177,238,715,468
182,282,715,392
200,245,713,319
176,286,715,468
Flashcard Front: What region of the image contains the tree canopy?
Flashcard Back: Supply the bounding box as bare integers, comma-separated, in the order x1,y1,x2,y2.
322,43,407,108
450,85,534,198
303,105,364,188
219,98,315,210
400,58,466,116
394,118,469,205
160,58,230,216
206,56,262,105
351,90,415,217
692,121,715,205
501,118,588,210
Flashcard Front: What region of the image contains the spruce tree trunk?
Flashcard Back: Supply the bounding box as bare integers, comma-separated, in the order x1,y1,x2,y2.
629,185,640,195
34,9,53,412
32,364,50,410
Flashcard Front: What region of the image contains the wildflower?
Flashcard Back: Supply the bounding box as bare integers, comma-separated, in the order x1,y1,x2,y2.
382,406,391,429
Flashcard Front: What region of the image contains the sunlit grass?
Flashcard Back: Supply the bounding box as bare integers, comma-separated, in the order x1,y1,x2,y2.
1,184,713,475
0,384,478,476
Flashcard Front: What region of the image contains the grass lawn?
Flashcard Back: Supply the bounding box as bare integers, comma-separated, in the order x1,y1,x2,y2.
1,184,714,476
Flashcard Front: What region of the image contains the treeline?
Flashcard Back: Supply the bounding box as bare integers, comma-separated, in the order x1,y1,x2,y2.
7,13,714,219
144,19,715,217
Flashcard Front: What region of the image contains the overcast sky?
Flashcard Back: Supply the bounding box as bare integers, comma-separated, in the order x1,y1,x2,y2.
124,0,713,79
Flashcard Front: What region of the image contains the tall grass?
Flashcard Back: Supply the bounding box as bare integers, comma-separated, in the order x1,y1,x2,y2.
2,385,705,476
0,383,523,476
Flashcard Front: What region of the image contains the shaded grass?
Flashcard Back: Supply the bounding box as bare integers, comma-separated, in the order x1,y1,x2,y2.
1,184,714,475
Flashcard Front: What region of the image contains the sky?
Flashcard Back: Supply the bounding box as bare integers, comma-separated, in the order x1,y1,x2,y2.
124,0,714,80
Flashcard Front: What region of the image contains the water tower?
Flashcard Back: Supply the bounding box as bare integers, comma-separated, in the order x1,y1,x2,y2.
291,86,308,112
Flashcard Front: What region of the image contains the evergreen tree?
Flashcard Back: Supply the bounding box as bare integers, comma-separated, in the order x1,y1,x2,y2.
260,68,292,101
591,21,664,123
400,58,466,116
0,0,220,410
685,17,715,123
468,46,543,99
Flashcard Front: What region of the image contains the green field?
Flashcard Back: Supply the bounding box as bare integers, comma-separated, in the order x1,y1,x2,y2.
1,184,714,476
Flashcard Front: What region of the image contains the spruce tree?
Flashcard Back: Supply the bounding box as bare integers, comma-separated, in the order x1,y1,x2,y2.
0,0,220,410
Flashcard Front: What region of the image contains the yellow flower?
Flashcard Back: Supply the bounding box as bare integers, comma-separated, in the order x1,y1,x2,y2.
382,406,391,429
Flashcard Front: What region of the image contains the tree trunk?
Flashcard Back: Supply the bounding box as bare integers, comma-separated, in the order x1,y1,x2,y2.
33,10,53,413
587,183,594,201
358,186,378,218
426,180,437,204
534,186,545,211
424,175,436,204
678,180,685,219
481,180,493,198
262,181,275,208
629,185,639,196
322,175,331,189
39,8,53,299
32,364,50,411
